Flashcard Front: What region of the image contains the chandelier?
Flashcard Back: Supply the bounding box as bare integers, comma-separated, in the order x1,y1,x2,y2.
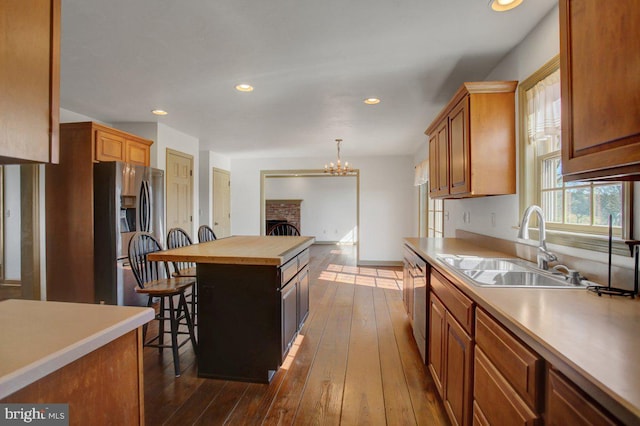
324,138,352,175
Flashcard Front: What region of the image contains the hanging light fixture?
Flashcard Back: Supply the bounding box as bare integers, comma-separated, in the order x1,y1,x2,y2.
324,138,352,175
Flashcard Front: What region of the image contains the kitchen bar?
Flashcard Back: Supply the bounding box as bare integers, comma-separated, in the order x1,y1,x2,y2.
148,235,315,383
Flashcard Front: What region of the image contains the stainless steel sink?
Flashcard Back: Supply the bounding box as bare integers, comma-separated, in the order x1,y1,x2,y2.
437,255,586,289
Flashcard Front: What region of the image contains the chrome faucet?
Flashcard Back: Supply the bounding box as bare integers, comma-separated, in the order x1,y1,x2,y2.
517,205,557,270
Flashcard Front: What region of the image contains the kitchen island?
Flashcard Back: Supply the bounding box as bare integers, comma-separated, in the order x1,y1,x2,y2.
405,237,640,425
0,299,154,425
149,235,315,383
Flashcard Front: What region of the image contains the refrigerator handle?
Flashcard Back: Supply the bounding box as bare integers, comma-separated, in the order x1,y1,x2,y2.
140,180,150,232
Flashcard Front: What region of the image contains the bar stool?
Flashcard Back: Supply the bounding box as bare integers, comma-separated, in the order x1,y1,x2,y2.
197,224,217,243
128,232,197,377
166,227,197,324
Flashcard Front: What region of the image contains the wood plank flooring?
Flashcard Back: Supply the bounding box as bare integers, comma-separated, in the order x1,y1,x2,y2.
143,244,448,425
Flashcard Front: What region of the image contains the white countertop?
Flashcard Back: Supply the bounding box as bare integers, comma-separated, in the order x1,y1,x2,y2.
0,299,154,399
405,237,640,425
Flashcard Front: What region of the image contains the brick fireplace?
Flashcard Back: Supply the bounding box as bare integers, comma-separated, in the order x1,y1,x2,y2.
265,199,302,232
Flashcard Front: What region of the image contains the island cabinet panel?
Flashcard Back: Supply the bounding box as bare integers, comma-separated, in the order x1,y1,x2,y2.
429,270,475,426
195,243,312,383
297,267,310,328
425,81,517,199
560,0,640,181
0,0,60,164
546,368,617,426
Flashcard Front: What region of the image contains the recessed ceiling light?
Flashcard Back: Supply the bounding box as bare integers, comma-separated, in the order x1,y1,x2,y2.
490,0,523,11
235,83,254,92
364,98,380,105
151,109,168,116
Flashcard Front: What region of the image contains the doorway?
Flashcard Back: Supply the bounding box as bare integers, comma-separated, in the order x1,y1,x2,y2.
166,149,194,237
212,168,231,238
260,169,360,262
0,164,41,301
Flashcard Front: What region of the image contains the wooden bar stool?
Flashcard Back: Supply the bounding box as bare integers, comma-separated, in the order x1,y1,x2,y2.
197,224,217,243
166,227,197,324
128,232,197,377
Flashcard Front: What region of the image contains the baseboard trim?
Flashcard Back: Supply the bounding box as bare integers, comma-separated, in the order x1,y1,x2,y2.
312,241,356,245
357,260,403,267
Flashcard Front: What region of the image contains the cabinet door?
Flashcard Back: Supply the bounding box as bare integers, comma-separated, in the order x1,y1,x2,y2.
281,279,298,357
444,313,473,426
429,120,450,198
297,267,309,328
560,0,640,180
95,130,125,162
449,97,470,195
0,0,60,163
428,294,446,397
125,139,150,166
547,369,616,426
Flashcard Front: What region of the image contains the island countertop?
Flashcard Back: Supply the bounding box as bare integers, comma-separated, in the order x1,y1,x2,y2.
148,235,315,266
0,299,154,400
404,237,640,425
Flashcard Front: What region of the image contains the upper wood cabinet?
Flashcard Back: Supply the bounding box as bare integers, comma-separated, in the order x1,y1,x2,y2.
559,1,640,181
95,128,152,166
0,0,60,164
425,81,517,199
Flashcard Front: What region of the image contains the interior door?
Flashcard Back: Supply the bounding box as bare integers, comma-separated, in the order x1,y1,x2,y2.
166,149,193,236
212,168,231,238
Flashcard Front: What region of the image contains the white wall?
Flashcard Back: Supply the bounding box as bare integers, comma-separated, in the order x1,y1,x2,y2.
199,151,232,228
4,165,21,280
265,176,357,243
230,155,415,262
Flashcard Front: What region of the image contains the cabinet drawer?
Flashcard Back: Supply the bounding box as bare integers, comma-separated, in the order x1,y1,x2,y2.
280,257,297,286
474,348,539,426
431,270,474,335
476,309,541,410
297,248,310,270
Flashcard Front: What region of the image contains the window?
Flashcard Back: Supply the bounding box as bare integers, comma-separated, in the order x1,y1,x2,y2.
428,195,444,238
519,56,631,252
416,161,444,238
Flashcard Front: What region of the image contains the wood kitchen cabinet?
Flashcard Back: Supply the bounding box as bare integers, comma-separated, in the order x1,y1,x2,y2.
429,270,475,426
45,122,153,303
474,309,542,425
0,0,60,164
425,81,517,199
96,128,152,166
547,368,617,426
559,1,640,181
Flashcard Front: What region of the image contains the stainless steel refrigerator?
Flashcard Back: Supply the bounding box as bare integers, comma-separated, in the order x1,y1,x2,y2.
93,161,165,306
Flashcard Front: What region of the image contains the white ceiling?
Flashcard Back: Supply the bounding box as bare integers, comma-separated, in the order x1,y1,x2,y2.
60,0,557,159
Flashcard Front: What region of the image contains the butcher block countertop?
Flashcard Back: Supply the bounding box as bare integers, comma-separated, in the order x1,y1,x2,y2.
405,237,640,424
149,235,315,266
0,299,154,399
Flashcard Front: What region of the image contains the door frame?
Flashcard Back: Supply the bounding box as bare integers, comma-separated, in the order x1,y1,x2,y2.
260,169,360,264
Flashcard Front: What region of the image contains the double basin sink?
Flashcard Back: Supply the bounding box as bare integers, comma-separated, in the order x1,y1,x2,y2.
437,255,587,289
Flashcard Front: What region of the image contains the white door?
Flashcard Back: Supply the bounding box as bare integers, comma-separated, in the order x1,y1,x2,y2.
166,149,194,236
212,168,230,238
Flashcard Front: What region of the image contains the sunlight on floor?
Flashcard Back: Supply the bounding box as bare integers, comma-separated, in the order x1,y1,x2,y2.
280,334,304,371
319,264,403,289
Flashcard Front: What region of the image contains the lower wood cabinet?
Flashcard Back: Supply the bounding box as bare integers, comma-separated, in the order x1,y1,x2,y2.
547,368,617,426
429,270,475,426
297,267,310,328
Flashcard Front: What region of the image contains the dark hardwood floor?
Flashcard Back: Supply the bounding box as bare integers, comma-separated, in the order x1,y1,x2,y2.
143,244,448,425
